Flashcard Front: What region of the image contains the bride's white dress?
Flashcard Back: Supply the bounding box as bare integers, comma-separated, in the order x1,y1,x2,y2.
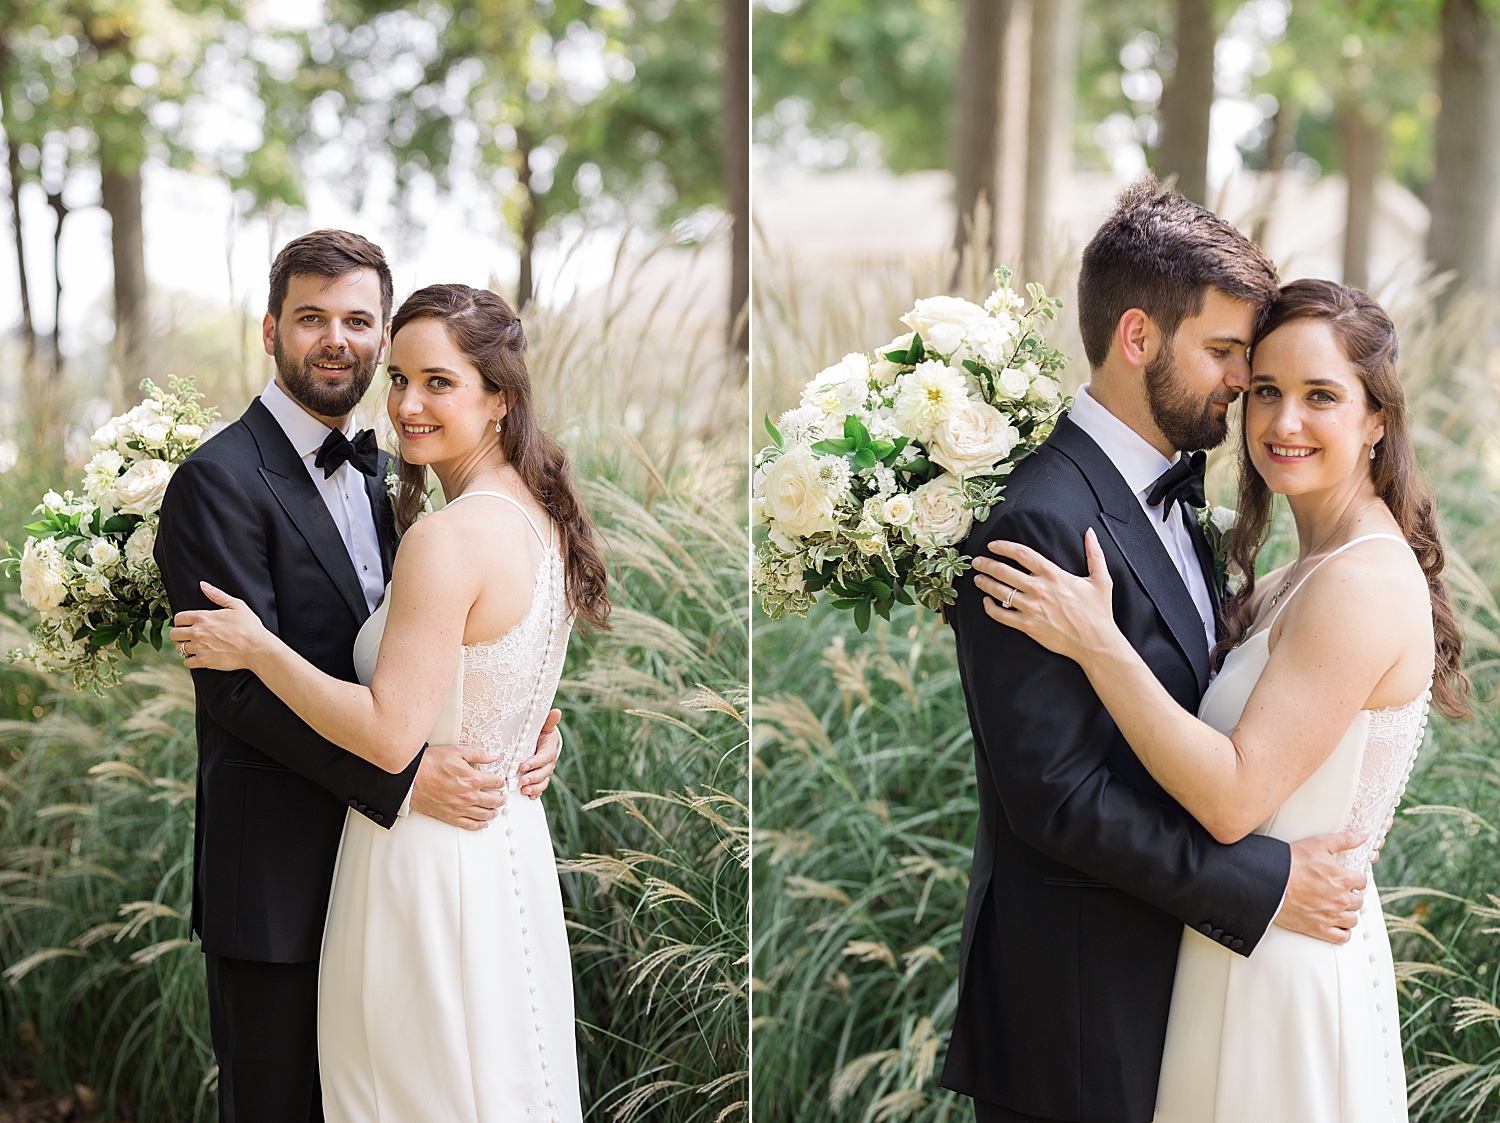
317,491,582,1123
1155,535,1430,1123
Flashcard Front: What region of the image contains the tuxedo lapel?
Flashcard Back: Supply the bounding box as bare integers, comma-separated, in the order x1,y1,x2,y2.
365,451,398,584
1048,418,1211,693
1185,513,1224,639
242,400,370,625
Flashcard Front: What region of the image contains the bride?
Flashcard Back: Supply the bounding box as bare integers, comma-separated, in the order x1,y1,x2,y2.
169,283,609,1123
971,278,1469,1122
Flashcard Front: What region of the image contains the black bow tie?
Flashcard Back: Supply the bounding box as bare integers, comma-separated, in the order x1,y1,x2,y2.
1146,450,1207,514
314,427,379,479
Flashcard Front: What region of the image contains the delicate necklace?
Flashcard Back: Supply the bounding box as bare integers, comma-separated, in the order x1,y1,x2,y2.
1263,499,1385,613
455,463,505,497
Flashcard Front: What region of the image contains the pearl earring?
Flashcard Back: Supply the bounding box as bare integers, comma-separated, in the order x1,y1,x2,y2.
495,417,503,433
1369,444,1377,460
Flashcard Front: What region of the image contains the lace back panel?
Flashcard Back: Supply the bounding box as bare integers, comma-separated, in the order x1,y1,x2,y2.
1341,687,1430,870
444,490,572,783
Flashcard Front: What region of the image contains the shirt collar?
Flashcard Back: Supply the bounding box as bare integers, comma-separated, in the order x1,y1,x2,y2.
1067,383,1178,500
260,378,349,460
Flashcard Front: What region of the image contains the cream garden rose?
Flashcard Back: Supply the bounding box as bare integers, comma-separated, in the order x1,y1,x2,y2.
124,523,157,567
762,446,836,537
910,474,974,546
87,538,120,568
902,296,987,340
881,494,914,527
19,539,68,613
112,458,175,516
929,399,1020,476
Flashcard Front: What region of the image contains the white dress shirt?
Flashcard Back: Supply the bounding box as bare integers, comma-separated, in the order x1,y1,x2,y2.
260,379,386,616
1068,384,1217,655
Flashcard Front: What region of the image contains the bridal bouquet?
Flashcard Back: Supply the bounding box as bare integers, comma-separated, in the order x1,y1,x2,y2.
754,268,1070,629
6,377,216,690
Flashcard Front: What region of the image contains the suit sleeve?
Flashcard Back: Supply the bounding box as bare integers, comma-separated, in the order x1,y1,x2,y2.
952,505,1290,955
155,457,419,825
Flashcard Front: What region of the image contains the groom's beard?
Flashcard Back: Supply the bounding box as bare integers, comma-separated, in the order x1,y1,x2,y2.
273,332,378,418
1144,342,1235,452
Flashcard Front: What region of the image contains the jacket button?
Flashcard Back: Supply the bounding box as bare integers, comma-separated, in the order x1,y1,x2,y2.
347,798,358,808
372,813,384,824
1230,939,1244,950
1210,929,1223,941
1198,923,1213,935
1219,933,1233,946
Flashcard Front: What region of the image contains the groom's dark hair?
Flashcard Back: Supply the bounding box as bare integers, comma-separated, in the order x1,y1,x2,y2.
1077,176,1278,369
267,229,394,325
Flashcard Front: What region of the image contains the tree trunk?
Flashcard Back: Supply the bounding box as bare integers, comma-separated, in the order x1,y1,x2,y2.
47,189,66,378
722,0,748,356
1339,101,1383,292
1,33,34,363
516,131,537,309
100,162,149,386
1022,0,1082,288
1157,0,1217,205
1250,99,1299,247
953,0,1012,265
1427,0,1500,299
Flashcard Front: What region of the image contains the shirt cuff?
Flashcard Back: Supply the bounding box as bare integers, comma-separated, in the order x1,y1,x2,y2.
397,786,412,818
1268,884,1288,926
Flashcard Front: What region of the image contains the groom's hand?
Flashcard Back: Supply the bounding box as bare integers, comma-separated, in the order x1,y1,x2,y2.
517,710,562,800
1276,830,1370,944
411,743,507,830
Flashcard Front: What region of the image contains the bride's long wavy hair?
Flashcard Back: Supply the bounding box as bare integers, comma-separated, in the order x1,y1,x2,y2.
388,284,610,631
1215,278,1468,718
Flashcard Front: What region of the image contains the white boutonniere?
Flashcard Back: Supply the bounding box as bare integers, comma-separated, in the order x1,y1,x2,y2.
1196,504,1236,589
385,463,435,527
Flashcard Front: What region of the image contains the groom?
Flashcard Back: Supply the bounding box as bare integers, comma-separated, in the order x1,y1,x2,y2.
155,229,561,1123
938,180,1370,1123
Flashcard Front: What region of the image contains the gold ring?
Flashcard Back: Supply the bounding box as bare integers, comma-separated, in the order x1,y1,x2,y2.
177,641,187,657
1001,586,1018,610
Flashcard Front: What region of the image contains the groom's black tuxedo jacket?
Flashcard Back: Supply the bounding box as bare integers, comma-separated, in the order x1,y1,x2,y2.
938,416,1291,1123
155,398,420,963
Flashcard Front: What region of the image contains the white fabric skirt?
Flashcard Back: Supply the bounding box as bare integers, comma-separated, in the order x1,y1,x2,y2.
318,783,582,1123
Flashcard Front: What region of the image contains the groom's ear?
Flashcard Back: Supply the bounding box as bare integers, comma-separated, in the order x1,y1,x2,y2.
261,311,278,358
377,321,392,366
1116,308,1158,370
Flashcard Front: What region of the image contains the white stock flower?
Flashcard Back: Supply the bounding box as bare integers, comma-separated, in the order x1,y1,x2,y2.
871,464,897,496
894,361,969,440
762,447,836,537
910,474,974,546
784,568,806,594
777,406,826,447
930,399,1020,476
124,523,157,566
111,458,175,516
83,449,126,499
902,296,988,341
815,455,853,502
963,314,1017,366
19,538,68,612
87,538,120,568
882,494,914,527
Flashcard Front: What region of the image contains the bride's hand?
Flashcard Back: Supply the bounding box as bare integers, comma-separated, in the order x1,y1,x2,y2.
168,582,272,672
971,528,1117,664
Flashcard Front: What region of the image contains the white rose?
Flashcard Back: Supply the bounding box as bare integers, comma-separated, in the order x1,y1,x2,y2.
929,400,1020,476
111,458,175,516
87,538,119,568
1210,506,1237,534
176,423,204,444
91,420,120,449
836,376,868,413
882,494,914,527
42,490,65,510
800,380,842,416
903,296,988,340
910,474,974,547
762,447,836,538
83,574,111,598
881,331,915,358
125,523,157,566
926,321,966,357
137,417,171,445
871,358,902,385
996,367,1031,399
1031,375,1062,403
19,539,68,612
894,361,970,441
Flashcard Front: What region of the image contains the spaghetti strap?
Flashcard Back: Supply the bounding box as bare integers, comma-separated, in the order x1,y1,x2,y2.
443,490,554,549
1266,533,1410,628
